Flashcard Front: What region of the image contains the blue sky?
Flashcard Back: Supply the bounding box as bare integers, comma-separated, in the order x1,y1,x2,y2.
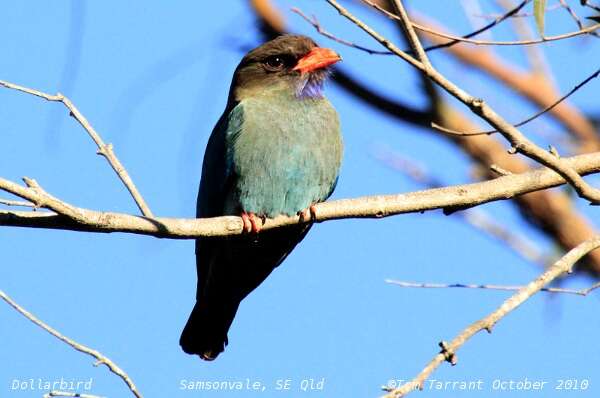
1,1,599,397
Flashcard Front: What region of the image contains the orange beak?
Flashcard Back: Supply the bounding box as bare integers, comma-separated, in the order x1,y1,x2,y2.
292,47,341,74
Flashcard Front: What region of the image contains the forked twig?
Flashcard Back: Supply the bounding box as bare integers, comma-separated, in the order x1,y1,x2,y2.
0,290,142,398
431,67,600,136
0,80,153,217
382,236,600,397
385,279,600,296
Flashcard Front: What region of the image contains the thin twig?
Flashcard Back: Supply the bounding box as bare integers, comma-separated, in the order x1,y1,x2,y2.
413,14,599,149
585,1,600,13
497,0,550,74
431,67,600,136
291,8,390,54
557,0,599,37
383,236,600,397
3,151,600,237
0,198,36,208
361,0,532,52
379,0,599,46
385,279,600,296
326,0,424,66
361,0,599,46
0,290,142,398
43,391,105,398
474,2,562,19
411,21,600,45
560,0,586,30
0,80,153,217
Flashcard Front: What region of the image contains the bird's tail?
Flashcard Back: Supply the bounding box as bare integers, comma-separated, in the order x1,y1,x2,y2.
179,299,239,361
180,224,312,360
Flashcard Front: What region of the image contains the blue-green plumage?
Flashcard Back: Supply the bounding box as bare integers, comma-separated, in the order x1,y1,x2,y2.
229,88,341,216
180,35,342,360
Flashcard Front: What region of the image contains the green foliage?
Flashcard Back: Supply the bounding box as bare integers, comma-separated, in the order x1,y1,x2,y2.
534,0,547,36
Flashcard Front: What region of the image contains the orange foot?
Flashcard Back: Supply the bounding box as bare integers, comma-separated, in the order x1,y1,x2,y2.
241,211,263,234
297,204,317,223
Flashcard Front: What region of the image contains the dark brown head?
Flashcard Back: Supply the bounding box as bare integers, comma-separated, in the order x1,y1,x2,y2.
230,35,341,101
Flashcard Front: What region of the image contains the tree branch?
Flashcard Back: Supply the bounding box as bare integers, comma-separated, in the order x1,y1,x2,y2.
0,80,154,217
413,15,599,149
0,290,142,398
385,279,600,296
0,198,36,208
291,8,391,55
383,235,600,397
431,67,600,136
360,0,599,46
44,392,104,398
361,0,534,52
2,152,600,237
411,20,600,46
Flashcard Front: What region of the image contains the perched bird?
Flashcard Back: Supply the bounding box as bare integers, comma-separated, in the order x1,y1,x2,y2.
180,35,343,360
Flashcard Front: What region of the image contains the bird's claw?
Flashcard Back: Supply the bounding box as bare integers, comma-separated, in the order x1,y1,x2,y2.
200,351,217,361
297,204,317,223
241,211,263,234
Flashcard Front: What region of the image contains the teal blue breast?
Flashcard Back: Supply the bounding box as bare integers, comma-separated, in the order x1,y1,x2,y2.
227,93,342,217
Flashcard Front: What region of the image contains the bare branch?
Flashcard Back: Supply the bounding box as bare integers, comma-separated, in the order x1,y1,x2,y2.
291,8,391,55
474,2,562,19
0,198,36,208
2,152,600,237
411,20,600,46
585,1,600,14
432,66,600,136
360,0,600,46
0,80,153,217
0,290,142,398
385,279,600,296
361,0,532,51
557,0,599,37
383,235,600,397
413,16,599,149
43,392,104,398
496,0,550,74
326,0,424,68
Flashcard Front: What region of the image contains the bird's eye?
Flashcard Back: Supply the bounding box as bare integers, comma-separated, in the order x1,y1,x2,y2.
263,55,291,71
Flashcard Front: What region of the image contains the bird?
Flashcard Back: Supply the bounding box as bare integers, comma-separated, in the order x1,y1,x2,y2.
179,35,343,360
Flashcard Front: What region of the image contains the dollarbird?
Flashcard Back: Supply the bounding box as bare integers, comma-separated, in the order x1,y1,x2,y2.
180,35,343,360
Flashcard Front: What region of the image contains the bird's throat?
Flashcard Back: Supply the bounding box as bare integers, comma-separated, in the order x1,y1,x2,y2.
295,75,326,99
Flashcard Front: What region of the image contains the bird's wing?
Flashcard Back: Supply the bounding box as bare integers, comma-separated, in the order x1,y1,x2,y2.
196,102,244,219
182,103,244,358
194,102,245,298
